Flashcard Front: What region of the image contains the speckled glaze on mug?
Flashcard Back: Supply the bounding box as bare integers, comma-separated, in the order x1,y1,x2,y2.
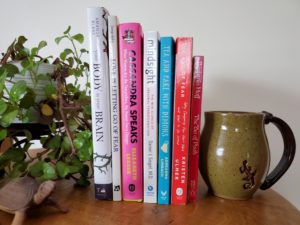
200,111,296,200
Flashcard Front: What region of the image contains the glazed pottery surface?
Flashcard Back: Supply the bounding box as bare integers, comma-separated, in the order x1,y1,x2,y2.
200,111,295,200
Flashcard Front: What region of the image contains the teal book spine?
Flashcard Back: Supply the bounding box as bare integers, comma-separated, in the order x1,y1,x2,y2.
158,37,175,204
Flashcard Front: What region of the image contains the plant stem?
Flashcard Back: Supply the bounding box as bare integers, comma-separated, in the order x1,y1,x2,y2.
57,75,76,155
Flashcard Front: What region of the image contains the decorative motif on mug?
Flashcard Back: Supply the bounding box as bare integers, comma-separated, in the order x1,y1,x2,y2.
240,160,256,189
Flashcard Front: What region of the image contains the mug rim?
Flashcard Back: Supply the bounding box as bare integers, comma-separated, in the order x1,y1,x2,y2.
205,111,264,116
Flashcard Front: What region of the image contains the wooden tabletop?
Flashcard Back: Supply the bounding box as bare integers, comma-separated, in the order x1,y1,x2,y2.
0,177,299,225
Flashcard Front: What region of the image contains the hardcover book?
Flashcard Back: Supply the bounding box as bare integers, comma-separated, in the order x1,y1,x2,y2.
87,7,113,200
171,37,193,204
157,37,175,204
143,31,159,203
119,23,143,202
188,56,204,202
108,15,122,201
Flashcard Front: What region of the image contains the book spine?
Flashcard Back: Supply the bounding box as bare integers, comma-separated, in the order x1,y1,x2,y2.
157,37,175,204
171,37,193,204
108,16,122,201
143,31,159,203
119,23,143,202
87,7,113,200
188,56,204,202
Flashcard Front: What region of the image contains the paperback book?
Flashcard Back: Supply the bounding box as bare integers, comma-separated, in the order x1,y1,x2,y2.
171,37,193,204
188,56,204,202
157,37,175,204
143,31,159,203
119,23,143,202
87,7,113,200
108,15,122,201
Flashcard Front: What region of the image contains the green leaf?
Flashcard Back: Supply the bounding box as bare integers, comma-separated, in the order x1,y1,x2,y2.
15,36,27,52
78,130,92,140
37,74,51,81
80,48,88,54
44,84,57,99
83,105,91,116
79,164,89,177
68,165,80,174
56,161,80,178
22,107,37,123
1,148,25,162
47,149,58,160
40,163,57,181
0,100,8,115
31,47,38,56
76,176,90,187
22,142,32,152
38,41,47,50
40,136,49,145
19,91,36,109
63,26,71,34
22,129,32,141
29,161,44,177
72,34,84,44
77,141,92,162
56,161,69,178
68,119,79,132
0,69,8,93
2,64,19,77
30,161,57,181
46,135,61,150
73,137,84,149
49,122,57,134
17,36,27,46
0,110,18,127
66,57,74,67
0,129,7,141
19,48,30,59
20,59,32,70
55,35,67,45
9,80,27,102
10,162,28,178
73,131,93,161
60,48,73,61
62,136,71,151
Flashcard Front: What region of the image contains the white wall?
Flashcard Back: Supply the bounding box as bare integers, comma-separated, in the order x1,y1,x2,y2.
1,0,299,209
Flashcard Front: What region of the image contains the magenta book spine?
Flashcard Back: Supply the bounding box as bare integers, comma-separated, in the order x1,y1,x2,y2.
119,23,143,201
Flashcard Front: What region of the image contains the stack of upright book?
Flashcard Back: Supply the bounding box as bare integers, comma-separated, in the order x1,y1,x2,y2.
87,6,204,205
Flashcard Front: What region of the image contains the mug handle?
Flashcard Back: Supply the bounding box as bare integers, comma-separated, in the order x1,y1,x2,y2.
260,111,296,190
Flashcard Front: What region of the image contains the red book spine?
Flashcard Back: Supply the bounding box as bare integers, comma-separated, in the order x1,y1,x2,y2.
188,56,204,202
171,37,193,204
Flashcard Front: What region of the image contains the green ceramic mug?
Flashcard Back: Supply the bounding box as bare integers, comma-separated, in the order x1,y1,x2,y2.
199,111,296,200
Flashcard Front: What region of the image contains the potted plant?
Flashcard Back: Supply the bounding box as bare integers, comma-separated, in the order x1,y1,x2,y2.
0,27,93,187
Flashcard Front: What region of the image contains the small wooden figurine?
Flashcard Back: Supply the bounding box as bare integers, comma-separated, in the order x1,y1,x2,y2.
0,176,68,225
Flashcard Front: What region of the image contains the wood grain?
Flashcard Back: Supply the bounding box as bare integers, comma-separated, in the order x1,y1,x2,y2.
0,177,299,225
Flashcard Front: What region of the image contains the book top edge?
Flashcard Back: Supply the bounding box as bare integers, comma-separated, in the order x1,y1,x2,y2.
119,22,142,26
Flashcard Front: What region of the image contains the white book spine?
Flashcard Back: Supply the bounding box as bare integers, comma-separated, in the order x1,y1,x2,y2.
143,31,159,203
87,7,113,200
108,15,122,201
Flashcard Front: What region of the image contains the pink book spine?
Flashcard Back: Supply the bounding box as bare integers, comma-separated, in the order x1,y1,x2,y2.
188,56,204,202
118,23,143,201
